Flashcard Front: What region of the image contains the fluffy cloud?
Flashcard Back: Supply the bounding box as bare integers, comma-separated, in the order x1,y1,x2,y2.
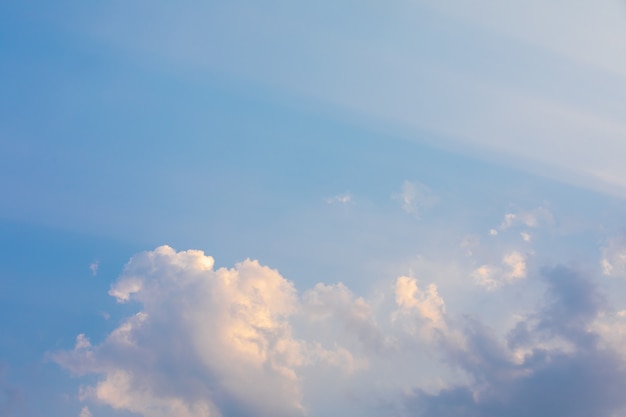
472,251,527,290
54,246,305,417
302,282,389,358
53,247,626,417
393,276,446,337
404,266,626,417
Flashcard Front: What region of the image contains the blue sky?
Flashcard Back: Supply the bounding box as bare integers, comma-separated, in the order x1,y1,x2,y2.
2,1,626,416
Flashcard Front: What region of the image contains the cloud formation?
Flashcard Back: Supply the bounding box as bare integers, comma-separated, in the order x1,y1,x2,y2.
405,266,626,417
472,251,527,290
303,282,389,357
601,236,626,277
79,406,92,417
54,246,306,417
499,206,553,232
53,247,626,417
325,193,352,205
393,180,437,218
89,261,99,276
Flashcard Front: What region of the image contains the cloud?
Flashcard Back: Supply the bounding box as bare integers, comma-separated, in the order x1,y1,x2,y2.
393,276,446,333
302,282,389,356
404,266,626,417
600,236,626,277
53,247,626,417
472,251,527,290
325,193,352,205
79,406,92,417
393,181,437,218
54,246,306,417
499,207,553,232
89,261,99,276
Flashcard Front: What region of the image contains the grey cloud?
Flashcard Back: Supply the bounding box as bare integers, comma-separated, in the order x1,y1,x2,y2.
405,266,626,417
409,348,626,417
536,266,605,343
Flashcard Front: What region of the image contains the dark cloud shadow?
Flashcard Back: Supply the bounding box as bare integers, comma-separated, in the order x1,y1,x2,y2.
405,265,626,417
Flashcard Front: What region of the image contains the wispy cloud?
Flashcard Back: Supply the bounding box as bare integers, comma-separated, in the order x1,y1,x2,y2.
83,0,626,198
325,192,352,205
393,181,437,218
499,206,553,231
89,261,99,277
79,406,92,417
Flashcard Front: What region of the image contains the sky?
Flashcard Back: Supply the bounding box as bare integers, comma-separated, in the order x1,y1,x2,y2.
2,1,626,416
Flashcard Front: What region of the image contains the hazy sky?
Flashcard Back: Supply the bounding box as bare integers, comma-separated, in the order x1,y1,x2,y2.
3,2,626,416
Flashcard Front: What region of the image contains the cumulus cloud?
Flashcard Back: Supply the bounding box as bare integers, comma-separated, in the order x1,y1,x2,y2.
54,246,306,417
472,251,527,290
302,282,389,357
404,266,626,417
393,276,446,334
393,180,437,218
53,247,626,417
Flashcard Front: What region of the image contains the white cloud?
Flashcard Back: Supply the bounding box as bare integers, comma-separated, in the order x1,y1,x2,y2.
325,192,352,205
393,181,437,218
601,237,626,277
89,261,99,276
393,276,446,337
51,246,626,417
499,206,553,231
472,251,527,290
590,311,626,359
79,406,92,417
54,246,306,417
74,334,91,350
502,251,527,279
302,282,389,356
